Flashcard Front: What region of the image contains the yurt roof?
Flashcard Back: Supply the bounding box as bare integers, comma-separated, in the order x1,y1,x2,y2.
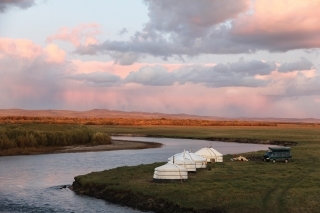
169,150,205,161
168,154,195,164
186,151,207,162
209,148,223,156
168,152,184,161
195,147,216,157
154,162,188,172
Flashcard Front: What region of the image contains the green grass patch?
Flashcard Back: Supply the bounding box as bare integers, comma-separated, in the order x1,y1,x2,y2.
73,124,320,213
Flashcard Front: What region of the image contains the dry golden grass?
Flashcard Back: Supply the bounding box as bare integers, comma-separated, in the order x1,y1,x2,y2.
0,116,305,126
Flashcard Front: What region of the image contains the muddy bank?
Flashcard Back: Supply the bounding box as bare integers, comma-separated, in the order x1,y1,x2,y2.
111,134,298,146
56,140,162,154
71,178,226,213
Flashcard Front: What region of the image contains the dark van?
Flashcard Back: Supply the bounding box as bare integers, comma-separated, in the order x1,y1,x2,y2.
263,147,292,163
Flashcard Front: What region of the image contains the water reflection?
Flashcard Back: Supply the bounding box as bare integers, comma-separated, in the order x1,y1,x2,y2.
0,136,272,212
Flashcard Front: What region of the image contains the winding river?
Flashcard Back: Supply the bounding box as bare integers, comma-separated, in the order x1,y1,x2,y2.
0,137,273,212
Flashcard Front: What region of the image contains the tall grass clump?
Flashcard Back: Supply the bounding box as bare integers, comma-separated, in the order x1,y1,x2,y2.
91,132,111,145
0,125,111,155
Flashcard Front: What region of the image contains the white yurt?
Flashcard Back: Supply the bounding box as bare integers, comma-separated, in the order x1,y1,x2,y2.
195,147,223,162
184,151,207,169
210,148,223,162
153,162,188,182
168,154,197,172
169,151,207,169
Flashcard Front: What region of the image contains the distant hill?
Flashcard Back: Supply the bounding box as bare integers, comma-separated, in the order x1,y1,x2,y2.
0,108,319,123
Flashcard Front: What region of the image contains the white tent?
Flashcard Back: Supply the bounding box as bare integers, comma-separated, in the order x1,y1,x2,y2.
209,148,223,162
153,162,188,181
185,151,207,168
168,150,207,169
168,153,197,172
195,147,223,162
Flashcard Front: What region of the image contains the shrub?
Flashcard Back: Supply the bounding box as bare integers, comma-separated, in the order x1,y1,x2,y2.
33,131,47,147
0,132,16,150
25,133,37,147
91,132,111,145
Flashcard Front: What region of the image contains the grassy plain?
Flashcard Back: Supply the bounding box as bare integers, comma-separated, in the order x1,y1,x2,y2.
74,124,320,213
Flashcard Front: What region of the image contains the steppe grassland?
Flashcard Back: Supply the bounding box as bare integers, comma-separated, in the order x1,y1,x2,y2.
77,124,320,213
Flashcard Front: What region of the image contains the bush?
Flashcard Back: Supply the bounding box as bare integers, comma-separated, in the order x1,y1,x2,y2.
0,132,16,150
91,132,111,145
33,131,47,147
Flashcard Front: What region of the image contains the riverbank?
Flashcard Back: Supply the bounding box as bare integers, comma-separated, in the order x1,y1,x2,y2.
0,124,164,156
71,162,226,213
70,153,306,213
111,133,297,146
71,125,320,213
56,139,162,153
0,140,162,156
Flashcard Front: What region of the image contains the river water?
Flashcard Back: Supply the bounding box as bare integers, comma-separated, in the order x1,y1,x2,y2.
0,137,273,213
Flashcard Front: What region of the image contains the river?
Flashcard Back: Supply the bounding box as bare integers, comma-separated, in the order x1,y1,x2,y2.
0,137,273,213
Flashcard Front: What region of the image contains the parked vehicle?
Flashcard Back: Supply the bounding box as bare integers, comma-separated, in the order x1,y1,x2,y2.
263,147,292,163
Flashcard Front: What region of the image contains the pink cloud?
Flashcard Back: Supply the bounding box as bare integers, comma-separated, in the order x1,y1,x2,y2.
0,38,66,64
256,70,298,81
58,83,273,117
161,63,202,72
1,37,319,118
0,38,43,59
46,23,101,47
234,0,320,34
0,68,63,109
59,82,320,118
233,0,320,49
70,60,195,77
45,44,66,63
71,60,146,77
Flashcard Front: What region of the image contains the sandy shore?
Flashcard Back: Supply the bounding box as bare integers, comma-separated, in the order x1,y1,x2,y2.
55,140,163,153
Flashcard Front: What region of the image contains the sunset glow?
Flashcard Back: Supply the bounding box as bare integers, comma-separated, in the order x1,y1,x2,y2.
1,0,320,118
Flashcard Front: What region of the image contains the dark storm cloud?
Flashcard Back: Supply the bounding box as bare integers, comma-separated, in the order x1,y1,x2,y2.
0,0,36,12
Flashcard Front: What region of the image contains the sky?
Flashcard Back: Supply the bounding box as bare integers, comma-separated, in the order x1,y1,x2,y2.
0,0,320,118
